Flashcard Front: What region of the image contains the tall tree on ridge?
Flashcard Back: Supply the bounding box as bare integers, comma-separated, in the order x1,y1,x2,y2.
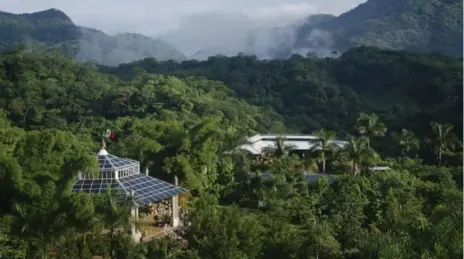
343,136,374,175
391,129,420,163
428,122,460,166
355,113,387,148
310,129,339,173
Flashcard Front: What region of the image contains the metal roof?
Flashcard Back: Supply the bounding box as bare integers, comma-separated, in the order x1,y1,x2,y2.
71,174,187,206
72,149,188,205
96,149,139,171
237,134,347,155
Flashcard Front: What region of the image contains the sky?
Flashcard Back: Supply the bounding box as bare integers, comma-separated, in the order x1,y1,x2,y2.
1,0,366,57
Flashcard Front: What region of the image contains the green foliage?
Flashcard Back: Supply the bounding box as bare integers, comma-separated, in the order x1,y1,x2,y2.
0,47,461,259
391,128,420,162
101,47,462,156
310,129,339,173
297,0,463,56
186,195,264,259
427,122,461,165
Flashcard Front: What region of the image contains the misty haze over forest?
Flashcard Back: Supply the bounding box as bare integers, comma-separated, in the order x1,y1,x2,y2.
2,0,366,61
156,4,339,59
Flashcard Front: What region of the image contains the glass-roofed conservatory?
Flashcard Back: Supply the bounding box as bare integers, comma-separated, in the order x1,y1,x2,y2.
72,148,187,207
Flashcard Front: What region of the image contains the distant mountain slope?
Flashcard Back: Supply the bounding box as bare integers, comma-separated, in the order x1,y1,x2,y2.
0,9,186,65
0,8,79,48
57,28,187,66
291,0,463,56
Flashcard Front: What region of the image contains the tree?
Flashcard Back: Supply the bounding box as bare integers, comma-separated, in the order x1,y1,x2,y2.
0,128,99,258
64,193,100,259
145,238,184,259
342,136,375,175
0,43,462,259
299,221,342,259
262,136,295,158
260,213,304,259
95,190,134,258
310,129,340,173
221,127,252,154
186,194,264,259
355,113,387,148
428,122,460,166
391,129,420,163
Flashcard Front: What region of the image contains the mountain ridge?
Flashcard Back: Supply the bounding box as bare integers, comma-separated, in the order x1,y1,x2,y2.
0,0,461,64
291,0,463,56
0,8,187,65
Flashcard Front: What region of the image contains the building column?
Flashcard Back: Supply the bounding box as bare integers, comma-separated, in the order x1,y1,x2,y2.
129,189,141,242
131,205,142,242
134,206,139,222
171,175,180,227
130,189,139,227
171,195,180,227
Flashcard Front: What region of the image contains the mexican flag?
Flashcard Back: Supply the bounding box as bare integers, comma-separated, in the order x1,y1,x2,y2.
104,129,117,141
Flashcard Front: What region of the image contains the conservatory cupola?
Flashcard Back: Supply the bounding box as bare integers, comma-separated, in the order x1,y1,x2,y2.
95,148,140,179
72,147,187,206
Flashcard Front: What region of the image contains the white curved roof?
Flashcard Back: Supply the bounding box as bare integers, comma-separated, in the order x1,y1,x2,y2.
237,134,347,155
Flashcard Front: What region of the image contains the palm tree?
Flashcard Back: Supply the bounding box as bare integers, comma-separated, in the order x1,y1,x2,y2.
262,136,296,158
428,122,460,166
355,113,387,148
343,136,374,175
391,129,420,163
309,129,339,173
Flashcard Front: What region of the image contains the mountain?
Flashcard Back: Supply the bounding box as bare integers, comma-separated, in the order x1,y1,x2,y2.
100,46,463,140
0,9,187,65
0,8,79,49
2,0,461,63
58,28,187,66
283,0,463,57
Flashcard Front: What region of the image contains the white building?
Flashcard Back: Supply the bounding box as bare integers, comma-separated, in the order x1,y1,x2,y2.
236,134,347,155
72,147,187,242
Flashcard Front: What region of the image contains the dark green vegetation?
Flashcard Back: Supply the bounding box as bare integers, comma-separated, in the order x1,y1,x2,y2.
0,46,462,259
0,9,186,65
101,47,462,149
293,0,463,56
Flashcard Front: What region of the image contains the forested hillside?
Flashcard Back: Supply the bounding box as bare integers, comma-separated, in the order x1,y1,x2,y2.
1,0,462,64
0,49,462,258
291,0,463,56
0,9,187,65
101,47,463,143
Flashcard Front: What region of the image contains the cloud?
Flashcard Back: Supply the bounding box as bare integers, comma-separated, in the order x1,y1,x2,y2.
2,0,364,34
245,3,316,25
157,3,319,58
2,0,366,60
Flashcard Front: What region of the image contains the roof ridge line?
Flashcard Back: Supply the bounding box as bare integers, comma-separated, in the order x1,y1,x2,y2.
107,154,116,169
116,178,130,197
